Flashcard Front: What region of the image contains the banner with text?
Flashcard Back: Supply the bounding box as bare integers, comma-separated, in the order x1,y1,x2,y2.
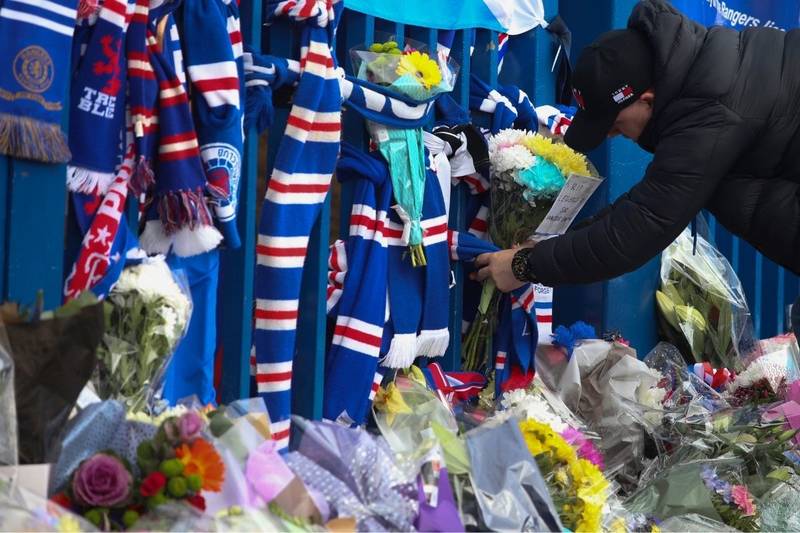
671,0,799,32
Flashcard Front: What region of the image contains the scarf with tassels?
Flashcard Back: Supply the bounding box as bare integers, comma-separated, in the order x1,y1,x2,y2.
138,15,223,257
0,0,77,162
66,0,132,195
252,0,342,451
382,157,450,369
323,143,391,425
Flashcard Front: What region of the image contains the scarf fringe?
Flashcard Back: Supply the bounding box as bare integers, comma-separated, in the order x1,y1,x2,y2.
130,156,155,196
139,219,171,255
156,189,214,234
140,218,223,257
172,225,223,257
66,165,116,195
0,113,71,163
416,329,450,358
382,333,417,369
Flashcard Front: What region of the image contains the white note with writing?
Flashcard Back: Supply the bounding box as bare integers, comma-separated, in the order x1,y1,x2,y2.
534,174,604,237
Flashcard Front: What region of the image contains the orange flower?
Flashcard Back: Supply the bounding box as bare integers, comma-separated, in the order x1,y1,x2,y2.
175,438,225,492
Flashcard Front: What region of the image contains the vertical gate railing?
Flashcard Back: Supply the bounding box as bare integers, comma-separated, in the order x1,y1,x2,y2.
0,0,794,416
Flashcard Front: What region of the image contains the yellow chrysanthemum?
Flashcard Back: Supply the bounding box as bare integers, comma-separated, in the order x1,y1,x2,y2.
396,51,442,89
518,420,608,532
522,134,591,178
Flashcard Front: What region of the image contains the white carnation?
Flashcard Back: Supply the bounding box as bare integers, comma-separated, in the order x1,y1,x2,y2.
488,128,528,154
490,144,536,174
497,389,568,432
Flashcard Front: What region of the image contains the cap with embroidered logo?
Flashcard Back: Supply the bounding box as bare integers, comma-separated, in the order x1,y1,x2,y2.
564,29,654,153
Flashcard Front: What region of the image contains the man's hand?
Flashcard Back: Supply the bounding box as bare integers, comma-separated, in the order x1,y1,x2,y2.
472,248,527,293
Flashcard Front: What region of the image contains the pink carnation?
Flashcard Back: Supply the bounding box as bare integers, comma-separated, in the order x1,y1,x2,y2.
731,485,756,517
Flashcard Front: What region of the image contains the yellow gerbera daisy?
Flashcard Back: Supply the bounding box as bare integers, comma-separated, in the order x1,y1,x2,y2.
396,51,442,89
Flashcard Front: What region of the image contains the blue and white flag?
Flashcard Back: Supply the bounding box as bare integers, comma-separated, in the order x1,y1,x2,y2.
672,0,800,32
345,0,545,35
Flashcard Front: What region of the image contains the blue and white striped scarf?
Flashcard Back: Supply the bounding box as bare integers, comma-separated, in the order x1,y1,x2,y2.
252,0,342,450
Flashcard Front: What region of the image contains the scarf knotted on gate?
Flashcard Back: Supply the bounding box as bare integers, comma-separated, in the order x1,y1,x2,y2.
323,143,391,425
66,0,132,194
447,230,540,392
0,0,77,162
253,0,342,450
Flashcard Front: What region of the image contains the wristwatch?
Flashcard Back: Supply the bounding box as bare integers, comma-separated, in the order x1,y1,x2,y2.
511,248,537,283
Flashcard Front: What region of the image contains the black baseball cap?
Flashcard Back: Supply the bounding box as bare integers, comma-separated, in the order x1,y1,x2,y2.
564,29,654,153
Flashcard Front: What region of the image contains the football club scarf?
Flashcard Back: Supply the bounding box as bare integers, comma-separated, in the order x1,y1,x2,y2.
498,84,537,132
126,0,157,193
469,75,517,134
0,0,76,162
422,362,487,403
535,104,575,136
242,48,300,135
139,28,224,257
164,249,219,406
383,162,450,368
66,0,132,194
178,0,244,248
323,143,391,425
64,129,144,301
253,0,341,451
447,230,541,390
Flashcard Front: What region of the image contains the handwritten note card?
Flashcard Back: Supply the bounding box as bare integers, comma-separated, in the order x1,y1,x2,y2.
534,174,604,237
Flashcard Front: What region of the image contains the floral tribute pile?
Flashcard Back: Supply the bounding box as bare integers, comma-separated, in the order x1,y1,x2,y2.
51,411,222,529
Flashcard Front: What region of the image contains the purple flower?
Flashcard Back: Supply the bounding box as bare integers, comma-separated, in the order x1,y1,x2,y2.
701,466,732,502
178,411,205,442
71,454,132,508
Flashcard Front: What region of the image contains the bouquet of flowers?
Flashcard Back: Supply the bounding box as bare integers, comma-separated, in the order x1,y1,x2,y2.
518,418,610,531
463,130,595,371
624,460,760,532
93,258,191,411
352,38,459,267
51,410,224,530
724,335,800,407
656,228,755,370
350,37,459,102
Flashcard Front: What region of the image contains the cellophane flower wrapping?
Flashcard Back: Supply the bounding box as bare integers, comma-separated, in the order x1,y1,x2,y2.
0,322,16,466
624,458,761,531
463,131,598,372
372,374,469,475
350,36,459,102
657,227,756,370
284,416,418,531
465,416,564,531
0,477,96,532
4,295,105,464
725,335,800,407
92,257,192,412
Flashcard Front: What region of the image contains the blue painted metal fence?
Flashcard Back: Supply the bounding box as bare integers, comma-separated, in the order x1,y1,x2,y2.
1,0,797,416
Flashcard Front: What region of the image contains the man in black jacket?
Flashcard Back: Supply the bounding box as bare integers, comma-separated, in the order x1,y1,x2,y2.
475,0,800,319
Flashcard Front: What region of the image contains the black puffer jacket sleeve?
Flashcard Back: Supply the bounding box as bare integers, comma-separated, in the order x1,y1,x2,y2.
526,100,753,286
